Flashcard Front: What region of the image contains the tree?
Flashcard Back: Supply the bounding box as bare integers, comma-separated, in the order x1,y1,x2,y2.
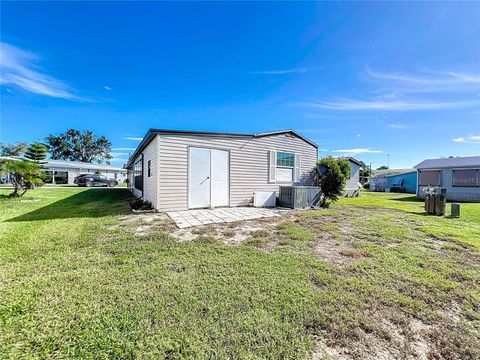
0,159,43,197
337,158,351,179
46,129,112,164
0,142,27,157
25,142,48,161
377,165,389,170
316,156,347,208
359,167,371,178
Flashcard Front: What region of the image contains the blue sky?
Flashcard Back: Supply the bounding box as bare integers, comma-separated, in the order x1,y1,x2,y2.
1,2,479,168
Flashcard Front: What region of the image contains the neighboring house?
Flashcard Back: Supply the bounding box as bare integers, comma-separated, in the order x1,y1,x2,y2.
370,168,416,193
414,156,480,202
0,156,127,184
344,157,364,197
385,171,417,193
126,129,318,211
370,174,387,192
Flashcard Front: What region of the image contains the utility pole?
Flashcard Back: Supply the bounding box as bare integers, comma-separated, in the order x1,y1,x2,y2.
387,154,390,169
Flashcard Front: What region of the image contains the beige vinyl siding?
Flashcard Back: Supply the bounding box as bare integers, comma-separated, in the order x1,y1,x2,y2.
129,136,158,205
142,136,158,206
157,133,317,211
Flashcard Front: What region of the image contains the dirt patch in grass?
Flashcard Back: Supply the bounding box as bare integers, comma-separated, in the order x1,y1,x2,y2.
311,306,478,360
113,212,177,235
311,236,362,265
171,214,289,246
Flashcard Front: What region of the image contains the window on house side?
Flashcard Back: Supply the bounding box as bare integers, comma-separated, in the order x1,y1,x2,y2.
276,152,295,167
147,160,151,177
134,158,143,190
418,170,441,186
452,169,479,187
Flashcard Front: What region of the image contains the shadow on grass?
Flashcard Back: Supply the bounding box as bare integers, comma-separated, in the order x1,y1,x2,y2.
8,189,134,222
390,195,419,202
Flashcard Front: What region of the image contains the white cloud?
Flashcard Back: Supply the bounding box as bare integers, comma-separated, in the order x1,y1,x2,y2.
122,137,143,141
104,85,112,91
250,68,308,75
110,152,129,157
111,147,136,151
356,134,362,137
439,71,480,83
296,99,477,111
452,135,480,143
0,42,83,100
367,69,480,85
319,149,328,152
388,123,408,129
333,148,382,154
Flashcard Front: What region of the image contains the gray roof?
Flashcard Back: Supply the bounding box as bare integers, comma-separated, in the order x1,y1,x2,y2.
384,170,417,178
0,156,126,172
344,157,364,166
126,128,318,168
414,156,480,169
42,159,126,171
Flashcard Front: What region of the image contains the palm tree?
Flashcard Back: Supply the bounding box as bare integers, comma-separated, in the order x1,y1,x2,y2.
0,159,42,197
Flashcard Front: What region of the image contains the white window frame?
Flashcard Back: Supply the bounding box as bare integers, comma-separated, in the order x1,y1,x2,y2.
268,150,301,183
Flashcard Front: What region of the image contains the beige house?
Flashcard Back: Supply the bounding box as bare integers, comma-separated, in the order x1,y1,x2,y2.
126,129,318,211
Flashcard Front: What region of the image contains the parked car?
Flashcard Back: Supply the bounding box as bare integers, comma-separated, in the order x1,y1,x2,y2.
74,174,118,187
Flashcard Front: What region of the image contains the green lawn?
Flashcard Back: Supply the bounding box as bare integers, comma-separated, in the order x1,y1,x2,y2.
1,189,479,359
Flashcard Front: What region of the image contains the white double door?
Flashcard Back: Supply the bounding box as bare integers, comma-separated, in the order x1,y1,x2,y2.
188,147,229,209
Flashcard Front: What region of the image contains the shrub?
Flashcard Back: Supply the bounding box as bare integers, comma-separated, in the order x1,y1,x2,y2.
129,199,153,211
316,156,347,208
337,158,351,179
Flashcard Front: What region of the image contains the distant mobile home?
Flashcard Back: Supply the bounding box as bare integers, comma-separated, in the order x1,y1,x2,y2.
0,157,127,184
370,169,417,194
414,156,480,202
385,171,417,193
126,129,318,211
344,157,364,196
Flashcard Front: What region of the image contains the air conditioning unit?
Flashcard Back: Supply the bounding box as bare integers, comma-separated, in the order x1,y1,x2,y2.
254,191,276,207
278,186,321,209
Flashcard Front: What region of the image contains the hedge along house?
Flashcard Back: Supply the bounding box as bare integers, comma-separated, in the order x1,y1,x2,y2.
414,156,480,202
126,129,318,211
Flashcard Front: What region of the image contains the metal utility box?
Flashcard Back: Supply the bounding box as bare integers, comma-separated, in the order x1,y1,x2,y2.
451,203,460,218
253,191,276,207
424,188,447,215
278,186,321,209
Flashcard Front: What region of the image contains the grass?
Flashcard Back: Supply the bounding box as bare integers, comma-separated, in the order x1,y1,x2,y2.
1,189,479,359
340,192,480,248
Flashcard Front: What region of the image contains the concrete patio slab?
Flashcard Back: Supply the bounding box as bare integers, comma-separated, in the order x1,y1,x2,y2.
167,207,281,228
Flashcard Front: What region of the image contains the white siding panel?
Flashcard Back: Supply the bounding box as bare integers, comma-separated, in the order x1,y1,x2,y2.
156,133,317,211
